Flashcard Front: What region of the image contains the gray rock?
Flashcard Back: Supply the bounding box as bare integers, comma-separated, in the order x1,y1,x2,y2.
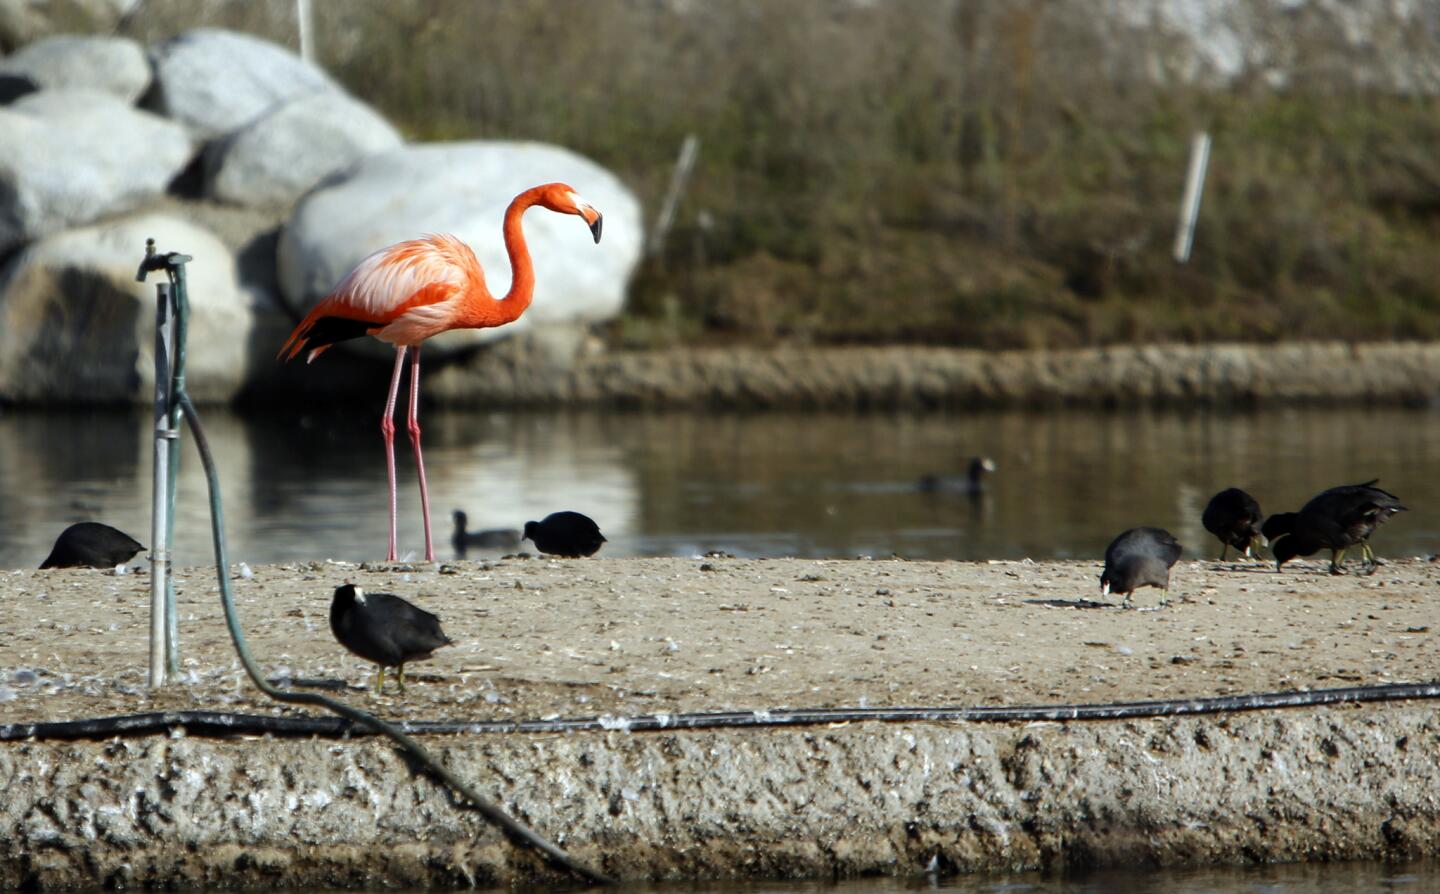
277,141,644,358
207,91,403,210
141,195,289,304
148,28,343,141
0,34,150,102
0,0,137,52
0,89,192,252
0,213,251,404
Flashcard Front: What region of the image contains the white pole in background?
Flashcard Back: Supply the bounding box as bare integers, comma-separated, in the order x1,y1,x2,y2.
1173,131,1211,264
649,134,700,257
297,0,315,63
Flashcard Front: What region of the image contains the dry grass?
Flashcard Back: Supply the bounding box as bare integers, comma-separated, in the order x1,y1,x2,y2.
118,0,1440,349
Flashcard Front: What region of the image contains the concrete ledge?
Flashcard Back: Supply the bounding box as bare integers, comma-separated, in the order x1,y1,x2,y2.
424,340,1440,409
5,704,1439,888
5,556,1439,887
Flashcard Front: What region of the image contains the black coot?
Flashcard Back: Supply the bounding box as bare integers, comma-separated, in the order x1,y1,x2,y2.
1263,512,1350,572
918,456,996,495
451,510,522,554
523,511,606,557
1265,479,1405,573
40,522,145,569
1201,487,1265,561
1300,479,1405,569
329,584,452,693
1100,527,1182,607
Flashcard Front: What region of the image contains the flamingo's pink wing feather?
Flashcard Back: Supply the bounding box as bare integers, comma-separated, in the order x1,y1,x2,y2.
331,235,480,316
278,234,485,360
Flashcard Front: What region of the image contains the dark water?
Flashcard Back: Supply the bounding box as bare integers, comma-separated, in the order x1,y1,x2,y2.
658,860,1439,892
1,405,1436,569
840,863,1440,886
684,860,1437,891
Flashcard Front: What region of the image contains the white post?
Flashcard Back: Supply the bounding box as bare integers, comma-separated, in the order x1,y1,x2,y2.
1173,131,1211,264
648,134,700,256
297,0,315,63
149,282,175,688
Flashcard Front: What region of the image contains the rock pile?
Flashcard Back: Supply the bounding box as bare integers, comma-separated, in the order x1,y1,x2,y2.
0,29,643,404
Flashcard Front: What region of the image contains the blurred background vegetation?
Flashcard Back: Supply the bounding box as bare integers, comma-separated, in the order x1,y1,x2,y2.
70,1,1440,349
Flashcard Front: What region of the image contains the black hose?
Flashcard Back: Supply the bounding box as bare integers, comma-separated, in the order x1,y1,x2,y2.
7,679,1438,742
175,393,612,885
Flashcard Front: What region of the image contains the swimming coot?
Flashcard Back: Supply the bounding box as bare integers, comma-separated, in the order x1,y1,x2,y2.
329,584,452,693
523,511,606,558
1100,527,1182,607
917,456,996,495
451,510,522,554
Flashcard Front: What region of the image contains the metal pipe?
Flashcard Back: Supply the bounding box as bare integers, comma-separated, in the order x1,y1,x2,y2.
137,241,194,684
164,263,190,676
148,283,174,688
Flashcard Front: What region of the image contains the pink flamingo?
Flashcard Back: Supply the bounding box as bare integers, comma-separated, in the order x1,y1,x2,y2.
280,183,603,561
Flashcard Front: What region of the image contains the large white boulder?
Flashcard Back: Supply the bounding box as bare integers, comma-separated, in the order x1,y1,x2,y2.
0,34,150,102
0,89,192,253
207,91,404,210
148,28,343,141
277,141,644,357
0,213,250,404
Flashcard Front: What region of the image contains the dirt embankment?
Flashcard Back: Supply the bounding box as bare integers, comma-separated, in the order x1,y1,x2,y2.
3,556,1439,888
424,340,1440,409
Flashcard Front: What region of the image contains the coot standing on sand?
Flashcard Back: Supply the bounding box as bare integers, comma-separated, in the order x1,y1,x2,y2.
40,522,145,569
329,584,452,694
918,456,996,495
1201,487,1265,561
1265,479,1406,573
1263,511,1351,573
451,510,522,554
523,511,606,557
1100,527,1183,607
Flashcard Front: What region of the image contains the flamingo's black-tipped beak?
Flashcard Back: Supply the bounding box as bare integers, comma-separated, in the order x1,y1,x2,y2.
588,213,603,244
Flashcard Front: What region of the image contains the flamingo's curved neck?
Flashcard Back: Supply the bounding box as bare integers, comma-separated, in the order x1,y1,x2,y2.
496,186,547,318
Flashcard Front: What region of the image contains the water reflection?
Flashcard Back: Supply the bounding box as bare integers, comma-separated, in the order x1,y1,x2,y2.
0,405,1436,568
276,858,1438,894
624,858,1437,891
295,858,1434,893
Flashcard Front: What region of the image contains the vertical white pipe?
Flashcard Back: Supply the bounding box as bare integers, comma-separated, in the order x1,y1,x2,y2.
149,283,174,688
649,134,700,256
297,0,315,63
1173,131,1211,264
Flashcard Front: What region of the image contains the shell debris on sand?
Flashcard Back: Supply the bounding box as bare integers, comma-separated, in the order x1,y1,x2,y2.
1,557,1436,724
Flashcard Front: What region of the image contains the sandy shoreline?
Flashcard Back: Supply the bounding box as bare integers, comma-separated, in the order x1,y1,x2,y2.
4,556,1440,889
4,555,1436,725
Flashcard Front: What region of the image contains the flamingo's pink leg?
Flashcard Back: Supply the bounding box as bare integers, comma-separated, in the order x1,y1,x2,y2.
381,346,407,561
407,345,435,562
